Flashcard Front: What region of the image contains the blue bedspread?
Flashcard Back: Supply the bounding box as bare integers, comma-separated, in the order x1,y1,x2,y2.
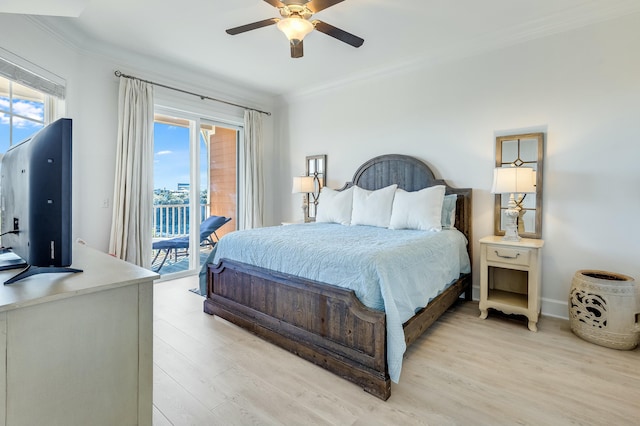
210,223,470,383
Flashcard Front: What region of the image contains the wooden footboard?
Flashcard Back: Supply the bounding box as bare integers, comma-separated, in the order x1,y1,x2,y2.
205,259,390,399
205,259,471,400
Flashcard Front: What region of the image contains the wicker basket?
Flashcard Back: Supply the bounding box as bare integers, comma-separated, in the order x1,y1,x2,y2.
569,270,639,350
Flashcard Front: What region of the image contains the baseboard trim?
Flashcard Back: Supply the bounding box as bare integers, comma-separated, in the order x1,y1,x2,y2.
541,297,568,319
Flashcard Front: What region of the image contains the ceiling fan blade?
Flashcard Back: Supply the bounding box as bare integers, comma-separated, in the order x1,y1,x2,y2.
307,0,344,13
226,18,279,35
291,41,304,58
263,0,285,8
313,20,364,48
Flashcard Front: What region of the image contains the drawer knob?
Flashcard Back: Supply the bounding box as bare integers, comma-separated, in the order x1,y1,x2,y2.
495,250,520,259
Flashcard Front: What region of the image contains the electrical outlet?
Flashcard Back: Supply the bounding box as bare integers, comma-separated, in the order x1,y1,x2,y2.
102,198,110,208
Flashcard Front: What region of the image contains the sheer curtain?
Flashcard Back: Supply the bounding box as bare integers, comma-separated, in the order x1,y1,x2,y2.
108,77,154,268
242,110,264,229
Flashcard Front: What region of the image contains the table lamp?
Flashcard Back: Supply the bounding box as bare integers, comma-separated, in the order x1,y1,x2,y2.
491,166,536,241
292,176,316,222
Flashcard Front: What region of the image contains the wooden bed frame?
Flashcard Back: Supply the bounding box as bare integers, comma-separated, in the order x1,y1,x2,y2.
205,154,472,400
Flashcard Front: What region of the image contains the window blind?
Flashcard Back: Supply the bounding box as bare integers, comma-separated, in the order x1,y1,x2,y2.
0,55,66,100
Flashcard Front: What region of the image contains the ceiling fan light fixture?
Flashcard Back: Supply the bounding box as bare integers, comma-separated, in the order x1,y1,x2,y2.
276,16,314,45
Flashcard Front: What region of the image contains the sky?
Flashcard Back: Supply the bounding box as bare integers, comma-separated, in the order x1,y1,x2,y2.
0,97,45,152
153,122,208,191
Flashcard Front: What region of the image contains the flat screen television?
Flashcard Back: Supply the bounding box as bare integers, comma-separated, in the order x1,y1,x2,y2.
0,118,81,284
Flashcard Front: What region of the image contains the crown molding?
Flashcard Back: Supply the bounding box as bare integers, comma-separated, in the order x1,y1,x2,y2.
282,2,640,102
25,1,640,105
26,16,277,112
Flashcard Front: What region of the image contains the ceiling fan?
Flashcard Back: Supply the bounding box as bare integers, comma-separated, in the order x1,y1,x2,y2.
226,0,364,58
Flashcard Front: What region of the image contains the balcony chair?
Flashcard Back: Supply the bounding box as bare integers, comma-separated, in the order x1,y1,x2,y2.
152,215,231,273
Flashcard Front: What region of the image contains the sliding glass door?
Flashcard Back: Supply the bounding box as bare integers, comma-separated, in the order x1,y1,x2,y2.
151,112,238,277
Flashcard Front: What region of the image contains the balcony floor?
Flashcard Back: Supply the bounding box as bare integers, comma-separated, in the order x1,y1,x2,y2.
151,246,214,275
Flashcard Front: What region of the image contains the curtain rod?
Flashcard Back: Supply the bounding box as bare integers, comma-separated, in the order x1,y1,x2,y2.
114,70,271,116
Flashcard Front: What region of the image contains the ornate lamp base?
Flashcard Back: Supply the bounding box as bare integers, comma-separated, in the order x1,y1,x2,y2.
300,195,309,222
502,205,520,241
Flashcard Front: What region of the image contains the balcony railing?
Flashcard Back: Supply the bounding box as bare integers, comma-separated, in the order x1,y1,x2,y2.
153,203,210,238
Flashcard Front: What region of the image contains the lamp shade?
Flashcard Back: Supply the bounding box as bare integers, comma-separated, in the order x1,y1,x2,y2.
491,167,536,194
292,176,316,194
277,17,314,44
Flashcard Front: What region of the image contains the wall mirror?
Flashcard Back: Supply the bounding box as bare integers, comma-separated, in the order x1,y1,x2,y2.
305,155,326,222
494,133,544,239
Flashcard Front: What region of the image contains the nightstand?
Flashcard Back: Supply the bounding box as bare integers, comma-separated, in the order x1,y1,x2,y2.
479,235,544,331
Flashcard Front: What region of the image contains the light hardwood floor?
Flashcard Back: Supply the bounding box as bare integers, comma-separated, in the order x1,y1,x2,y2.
153,276,639,425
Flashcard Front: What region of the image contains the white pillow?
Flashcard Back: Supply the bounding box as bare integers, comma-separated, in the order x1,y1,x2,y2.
316,187,354,225
389,185,446,231
351,184,398,228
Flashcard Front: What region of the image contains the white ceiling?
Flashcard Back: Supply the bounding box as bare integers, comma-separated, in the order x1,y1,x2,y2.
11,0,640,97
0,0,89,17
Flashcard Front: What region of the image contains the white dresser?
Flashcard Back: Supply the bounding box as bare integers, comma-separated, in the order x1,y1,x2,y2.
0,244,158,426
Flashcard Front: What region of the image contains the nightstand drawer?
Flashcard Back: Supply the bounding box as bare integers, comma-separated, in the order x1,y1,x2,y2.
486,245,530,266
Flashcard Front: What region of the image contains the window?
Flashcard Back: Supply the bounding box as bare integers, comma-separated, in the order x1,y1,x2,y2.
0,51,66,154
0,76,46,152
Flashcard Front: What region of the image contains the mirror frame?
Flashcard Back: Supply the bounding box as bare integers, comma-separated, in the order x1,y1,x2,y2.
494,133,544,239
304,154,326,222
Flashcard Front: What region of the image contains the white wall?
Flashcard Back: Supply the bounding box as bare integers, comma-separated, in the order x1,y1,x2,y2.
276,13,640,318
3,12,638,318
0,14,276,252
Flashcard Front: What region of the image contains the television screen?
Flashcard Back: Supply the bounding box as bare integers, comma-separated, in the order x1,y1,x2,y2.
0,118,81,284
